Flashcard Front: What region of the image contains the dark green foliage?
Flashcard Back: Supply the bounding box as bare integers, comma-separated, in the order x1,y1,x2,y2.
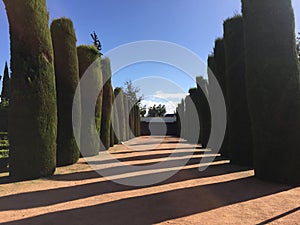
51,18,80,166
77,45,102,156
223,16,253,166
123,94,130,141
213,39,226,101
135,105,141,137
212,39,229,157
4,0,57,180
195,77,211,148
0,106,8,132
242,0,300,184
111,91,120,145
207,55,216,75
100,58,113,150
296,32,299,60
176,100,184,137
114,88,126,142
1,62,10,101
147,104,166,117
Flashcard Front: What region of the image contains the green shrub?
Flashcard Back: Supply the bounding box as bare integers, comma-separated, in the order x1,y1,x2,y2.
112,92,120,145
242,0,300,184
77,45,102,156
100,58,113,150
212,39,229,157
51,18,80,166
195,77,211,148
223,16,253,166
114,88,126,141
123,94,130,141
4,0,57,180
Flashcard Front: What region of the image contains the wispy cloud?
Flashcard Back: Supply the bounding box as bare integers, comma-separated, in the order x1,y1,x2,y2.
153,91,186,100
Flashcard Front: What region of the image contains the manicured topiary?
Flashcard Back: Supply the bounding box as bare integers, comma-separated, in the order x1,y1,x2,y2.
134,105,141,137
207,55,216,75
77,45,102,156
100,58,113,150
195,77,211,148
123,94,130,141
111,92,120,145
212,39,229,157
242,0,300,184
51,18,80,166
4,0,57,180
114,87,126,141
223,16,253,166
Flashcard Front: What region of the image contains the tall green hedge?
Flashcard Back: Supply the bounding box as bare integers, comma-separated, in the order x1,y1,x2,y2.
112,92,120,145
223,16,253,166
123,94,130,141
51,18,80,167
100,58,113,150
195,77,211,148
77,45,102,156
4,0,57,180
213,39,229,157
114,88,126,141
242,0,300,184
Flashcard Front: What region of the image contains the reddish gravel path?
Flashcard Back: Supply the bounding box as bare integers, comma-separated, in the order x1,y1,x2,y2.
0,136,299,225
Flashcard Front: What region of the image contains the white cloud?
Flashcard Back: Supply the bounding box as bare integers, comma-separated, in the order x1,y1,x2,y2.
153,91,187,100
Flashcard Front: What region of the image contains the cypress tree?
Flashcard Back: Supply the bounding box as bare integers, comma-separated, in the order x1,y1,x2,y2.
77,45,102,156
114,87,126,142
195,77,211,148
242,0,300,184
51,18,80,166
111,91,120,145
213,39,229,157
123,94,130,141
1,62,10,101
135,105,141,137
100,58,113,150
4,0,57,180
223,16,253,166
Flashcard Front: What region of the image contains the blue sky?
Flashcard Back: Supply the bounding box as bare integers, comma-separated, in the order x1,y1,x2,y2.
0,0,299,113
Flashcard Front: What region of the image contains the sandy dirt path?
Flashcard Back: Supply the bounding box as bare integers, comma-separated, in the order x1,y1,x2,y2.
0,136,299,225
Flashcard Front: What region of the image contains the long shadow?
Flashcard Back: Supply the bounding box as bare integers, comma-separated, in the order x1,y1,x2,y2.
128,139,186,146
52,157,229,181
111,146,206,155
0,163,249,211
88,151,215,165
1,177,292,225
256,206,300,225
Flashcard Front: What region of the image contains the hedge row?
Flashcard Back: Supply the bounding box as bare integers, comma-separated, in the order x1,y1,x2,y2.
242,0,300,184
5,0,57,180
51,18,80,166
223,16,253,166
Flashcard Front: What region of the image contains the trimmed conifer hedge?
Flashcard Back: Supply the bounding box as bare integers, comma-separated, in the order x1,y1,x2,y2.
4,0,57,179
213,39,229,157
195,77,211,148
114,88,126,142
112,92,120,145
123,94,130,141
223,16,253,166
77,45,102,156
51,18,80,166
242,0,300,184
100,58,113,150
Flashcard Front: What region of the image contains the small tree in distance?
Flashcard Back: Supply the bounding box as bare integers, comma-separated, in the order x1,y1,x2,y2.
147,104,166,117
